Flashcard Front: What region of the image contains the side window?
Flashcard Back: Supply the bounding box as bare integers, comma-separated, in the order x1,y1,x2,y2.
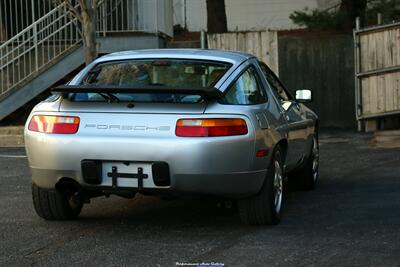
259,63,291,102
220,66,267,105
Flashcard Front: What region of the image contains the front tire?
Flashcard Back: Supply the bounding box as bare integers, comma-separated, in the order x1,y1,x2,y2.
32,184,83,220
238,148,284,225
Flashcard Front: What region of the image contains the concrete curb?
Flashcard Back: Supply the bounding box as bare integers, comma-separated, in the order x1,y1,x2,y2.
0,126,24,135
0,135,24,147
0,127,25,147
370,130,400,148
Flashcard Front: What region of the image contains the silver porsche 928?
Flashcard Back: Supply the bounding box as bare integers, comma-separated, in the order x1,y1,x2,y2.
25,49,319,225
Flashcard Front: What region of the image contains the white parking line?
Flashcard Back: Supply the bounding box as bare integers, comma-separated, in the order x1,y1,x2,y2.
0,155,27,158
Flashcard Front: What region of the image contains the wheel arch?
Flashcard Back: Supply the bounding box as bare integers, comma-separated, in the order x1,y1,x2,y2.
315,119,320,134
275,138,288,164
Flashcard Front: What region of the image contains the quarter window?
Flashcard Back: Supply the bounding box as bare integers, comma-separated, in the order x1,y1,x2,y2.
259,63,291,102
221,67,267,105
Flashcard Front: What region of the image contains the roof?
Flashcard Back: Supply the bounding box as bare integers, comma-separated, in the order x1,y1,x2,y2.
97,49,254,65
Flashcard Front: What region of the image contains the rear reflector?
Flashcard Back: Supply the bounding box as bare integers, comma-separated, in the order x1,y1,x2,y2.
28,115,80,134
176,118,248,137
256,150,268,157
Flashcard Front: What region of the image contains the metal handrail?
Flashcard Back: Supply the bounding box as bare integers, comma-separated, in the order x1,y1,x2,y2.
0,3,67,49
0,2,82,96
0,18,79,72
0,0,172,97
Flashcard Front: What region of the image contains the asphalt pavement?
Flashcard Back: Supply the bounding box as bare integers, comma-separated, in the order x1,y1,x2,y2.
1,131,400,267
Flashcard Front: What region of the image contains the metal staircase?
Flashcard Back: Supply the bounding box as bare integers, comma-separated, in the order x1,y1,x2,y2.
0,0,173,121
0,2,82,120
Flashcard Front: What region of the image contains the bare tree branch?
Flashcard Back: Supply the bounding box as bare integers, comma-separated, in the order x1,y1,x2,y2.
78,0,87,11
51,0,82,22
65,1,83,22
53,0,99,65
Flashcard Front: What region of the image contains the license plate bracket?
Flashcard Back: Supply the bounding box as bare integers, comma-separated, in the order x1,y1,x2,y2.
102,162,153,189
107,165,148,189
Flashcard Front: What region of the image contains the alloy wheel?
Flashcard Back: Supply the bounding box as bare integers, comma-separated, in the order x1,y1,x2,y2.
273,160,283,214
312,136,319,182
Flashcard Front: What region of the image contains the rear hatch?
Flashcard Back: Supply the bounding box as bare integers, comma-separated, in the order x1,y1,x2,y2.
55,57,233,138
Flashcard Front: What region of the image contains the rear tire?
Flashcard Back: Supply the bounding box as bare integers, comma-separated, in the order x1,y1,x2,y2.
290,133,319,190
238,148,284,225
32,184,83,220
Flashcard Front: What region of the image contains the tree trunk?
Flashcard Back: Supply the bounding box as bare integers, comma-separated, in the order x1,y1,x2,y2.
206,0,228,33
339,0,367,30
0,2,7,42
0,22,6,42
81,7,97,65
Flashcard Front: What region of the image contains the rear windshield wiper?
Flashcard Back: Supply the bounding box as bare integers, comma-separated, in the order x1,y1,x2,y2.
97,92,120,103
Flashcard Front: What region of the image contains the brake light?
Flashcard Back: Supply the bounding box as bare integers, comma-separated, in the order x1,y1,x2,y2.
28,115,80,134
176,118,248,137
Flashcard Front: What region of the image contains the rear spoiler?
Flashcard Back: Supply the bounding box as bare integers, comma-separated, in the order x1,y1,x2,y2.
52,85,223,100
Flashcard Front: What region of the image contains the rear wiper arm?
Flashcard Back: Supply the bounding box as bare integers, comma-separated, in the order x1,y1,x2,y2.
97,92,120,103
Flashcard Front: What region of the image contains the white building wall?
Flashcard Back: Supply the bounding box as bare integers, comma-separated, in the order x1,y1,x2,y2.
173,0,341,32
173,0,207,31
139,0,173,37
317,0,341,10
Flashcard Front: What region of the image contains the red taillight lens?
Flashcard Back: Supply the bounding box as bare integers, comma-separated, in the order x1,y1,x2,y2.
28,115,80,134
176,118,248,137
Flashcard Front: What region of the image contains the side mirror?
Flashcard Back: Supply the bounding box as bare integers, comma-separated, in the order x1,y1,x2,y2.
295,89,312,103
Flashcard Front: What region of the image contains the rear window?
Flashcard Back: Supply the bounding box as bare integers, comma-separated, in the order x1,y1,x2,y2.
72,59,231,103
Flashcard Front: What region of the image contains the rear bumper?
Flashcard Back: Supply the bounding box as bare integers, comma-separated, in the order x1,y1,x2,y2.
25,128,268,198
30,167,266,198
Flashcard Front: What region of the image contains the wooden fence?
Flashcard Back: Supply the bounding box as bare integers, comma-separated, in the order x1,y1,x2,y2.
208,30,357,128
207,31,279,75
354,22,400,131
279,32,356,129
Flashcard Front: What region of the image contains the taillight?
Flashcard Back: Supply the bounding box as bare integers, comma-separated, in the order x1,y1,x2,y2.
28,115,80,134
176,118,248,137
